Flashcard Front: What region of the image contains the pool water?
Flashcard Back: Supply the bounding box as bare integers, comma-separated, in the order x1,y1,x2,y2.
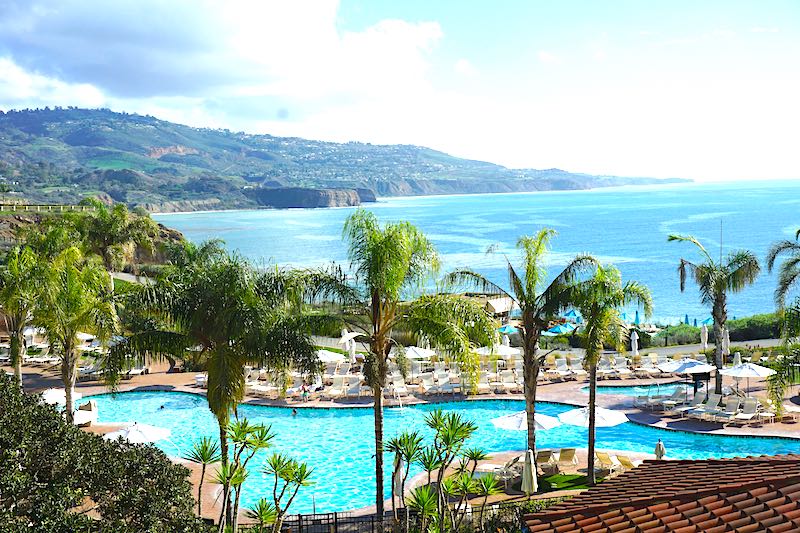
582,383,692,397
89,391,800,514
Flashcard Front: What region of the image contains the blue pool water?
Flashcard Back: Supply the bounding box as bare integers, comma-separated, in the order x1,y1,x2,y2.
89,391,800,514
582,383,691,397
154,180,800,323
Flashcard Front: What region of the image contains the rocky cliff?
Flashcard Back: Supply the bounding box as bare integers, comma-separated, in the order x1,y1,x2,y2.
140,198,224,213
248,187,377,208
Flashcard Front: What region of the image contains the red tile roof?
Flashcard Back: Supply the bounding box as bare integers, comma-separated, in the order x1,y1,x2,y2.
524,455,800,532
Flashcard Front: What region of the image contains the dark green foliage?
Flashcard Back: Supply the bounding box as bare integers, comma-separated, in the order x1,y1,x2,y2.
654,324,701,345
0,373,209,532
726,312,783,341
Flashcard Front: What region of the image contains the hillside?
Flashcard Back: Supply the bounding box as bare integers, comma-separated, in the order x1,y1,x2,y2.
0,108,686,211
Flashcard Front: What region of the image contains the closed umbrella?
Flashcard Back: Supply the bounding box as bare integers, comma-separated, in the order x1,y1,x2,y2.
700,324,708,351
502,335,511,347
490,411,562,431
722,327,731,360
103,422,170,444
557,406,628,428
630,330,639,357
732,352,742,367
634,310,641,325
41,388,82,406
654,439,666,460
719,362,776,397
521,449,537,495
348,341,357,364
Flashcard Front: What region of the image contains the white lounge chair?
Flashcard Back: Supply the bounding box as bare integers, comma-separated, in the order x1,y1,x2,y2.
668,390,705,415
390,376,410,397
612,357,632,378
72,400,99,427
712,397,741,424
324,376,347,399
418,373,440,395
554,359,575,380
686,393,721,419
498,370,520,393
475,371,491,394
194,373,208,388
568,358,587,377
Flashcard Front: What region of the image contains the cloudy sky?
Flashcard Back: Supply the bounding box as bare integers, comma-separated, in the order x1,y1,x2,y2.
1,0,798,181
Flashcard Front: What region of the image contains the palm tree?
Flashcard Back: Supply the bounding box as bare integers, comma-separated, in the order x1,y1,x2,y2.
71,198,158,287
575,264,652,485
341,210,495,524
766,229,800,308
0,246,43,384
107,251,343,528
669,234,760,393
35,247,118,421
183,437,221,516
445,228,597,454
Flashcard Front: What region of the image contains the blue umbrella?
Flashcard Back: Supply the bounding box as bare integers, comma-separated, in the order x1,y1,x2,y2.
693,318,698,327
547,323,577,335
701,317,714,325
619,312,635,323
564,310,580,319
684,314,689,325
634,310,641,325
498,324,518,334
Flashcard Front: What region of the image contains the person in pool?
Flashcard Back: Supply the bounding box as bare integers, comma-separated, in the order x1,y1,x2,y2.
291,408,298,416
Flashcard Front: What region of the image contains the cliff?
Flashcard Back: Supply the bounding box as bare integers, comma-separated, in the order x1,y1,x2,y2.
247,187,377,208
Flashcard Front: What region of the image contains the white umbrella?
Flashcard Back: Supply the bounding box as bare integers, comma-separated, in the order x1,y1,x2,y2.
502,335,511,347
732,351,742,367
76,332,95,341
103,422,170,444
557,406,628,428
474,344,521,358
316,349,345,363
41,388,82,405
657,358,715,375
490,411,562,431
719,362,776,397
521,449,537,495
348,341,357,363
700,324,708,351
629,330,639,357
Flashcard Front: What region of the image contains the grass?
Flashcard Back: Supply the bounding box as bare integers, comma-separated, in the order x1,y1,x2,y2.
539,474,602,492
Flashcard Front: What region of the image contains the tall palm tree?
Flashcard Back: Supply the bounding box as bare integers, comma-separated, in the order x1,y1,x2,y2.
341,210,495,524
35,247,118,421
575,264,652,485
445,228,597,454
669,234,760,393
0,246,43,384
71,198,158,286
766,229,800,308
107,251,344,528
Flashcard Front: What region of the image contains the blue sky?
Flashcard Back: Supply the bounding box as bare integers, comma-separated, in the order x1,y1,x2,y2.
0,0,798,181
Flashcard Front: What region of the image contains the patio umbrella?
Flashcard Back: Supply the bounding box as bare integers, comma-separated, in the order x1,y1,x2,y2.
619,312,635,324
103,422,170,444
41,388,82,406
397,346,436,360
564,310,580,320
719,362,776,397
701,317,714,326
501,335,511,347
521,449,537,495
546,323,577,335
722,327,731,359
657,358,715,375
654,439,666,460
700,324,708,351
634,310,641,325
498,324,518,334
684,314,689,325
348,341,357,364
490,411,562,431
557,406,629,428
338,330,360,346
630,330,639,357
732,352,742,367
316,349,345,363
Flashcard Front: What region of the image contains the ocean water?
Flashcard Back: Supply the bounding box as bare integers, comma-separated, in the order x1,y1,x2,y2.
91,391,800,514
153,180,800,324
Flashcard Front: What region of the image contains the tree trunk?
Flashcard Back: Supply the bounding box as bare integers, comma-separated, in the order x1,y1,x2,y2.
587,364,597,486
373,385,385,530
63,346,76,423
218,420,232,528
523,339,540,454
712,295,726,395
10,329,24,385
197,464,206,516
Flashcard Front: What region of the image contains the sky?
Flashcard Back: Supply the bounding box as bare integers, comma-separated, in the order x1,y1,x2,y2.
0,0,798,181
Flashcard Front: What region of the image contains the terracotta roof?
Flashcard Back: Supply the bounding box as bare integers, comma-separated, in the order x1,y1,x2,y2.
525,455,800,532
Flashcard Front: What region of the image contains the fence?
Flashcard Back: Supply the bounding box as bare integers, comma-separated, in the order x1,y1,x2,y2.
0,203,97,213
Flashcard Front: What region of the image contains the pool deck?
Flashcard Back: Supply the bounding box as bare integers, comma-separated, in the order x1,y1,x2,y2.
11,360,800,440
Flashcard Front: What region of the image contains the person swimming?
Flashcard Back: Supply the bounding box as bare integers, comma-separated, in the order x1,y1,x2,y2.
291,408,298,416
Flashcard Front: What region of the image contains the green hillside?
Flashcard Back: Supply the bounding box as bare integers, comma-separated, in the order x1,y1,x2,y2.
0,107,685,211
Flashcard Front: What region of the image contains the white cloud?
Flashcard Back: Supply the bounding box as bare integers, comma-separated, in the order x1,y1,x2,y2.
454,58,478,77
537,50,561,64
0,57,105,109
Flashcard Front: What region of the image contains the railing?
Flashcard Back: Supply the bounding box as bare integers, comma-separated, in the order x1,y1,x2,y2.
0,203,97,213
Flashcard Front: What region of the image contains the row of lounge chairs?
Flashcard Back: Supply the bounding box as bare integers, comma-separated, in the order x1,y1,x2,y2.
648,390,780,426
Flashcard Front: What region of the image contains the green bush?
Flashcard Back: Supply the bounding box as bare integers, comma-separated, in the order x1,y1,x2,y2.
0,373,209,532
727,312,783,341
654,324,700,346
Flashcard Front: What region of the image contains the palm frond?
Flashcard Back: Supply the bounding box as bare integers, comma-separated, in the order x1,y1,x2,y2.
724,250,761,293
766,239,800,272
668,234,713,263
441,269,511,299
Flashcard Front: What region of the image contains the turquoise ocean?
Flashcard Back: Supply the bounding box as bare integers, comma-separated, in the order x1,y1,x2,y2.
154,180,800,324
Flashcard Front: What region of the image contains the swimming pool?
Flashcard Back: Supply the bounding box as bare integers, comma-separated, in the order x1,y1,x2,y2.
88,391,800,514
582,383,691,397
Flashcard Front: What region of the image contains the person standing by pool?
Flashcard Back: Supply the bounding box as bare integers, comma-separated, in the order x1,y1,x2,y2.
300,381,310,402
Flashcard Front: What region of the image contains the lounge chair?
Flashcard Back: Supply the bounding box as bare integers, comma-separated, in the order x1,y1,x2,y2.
597,359,617,379
711,397,741,423
322,363,338,382
634,356,660,378
648,388,689,410
554,359,575,380
336,363,351,376
729,398,759,425
476,456,522,489
498,370,519,393
125,365,149,379
536,450,559,475
475,371,491,394
194,373,208,388
557,448,578,468
417,373,440,395
594,452,622,476
72,400,98,427
568,358,587,377
685,393,721,419
612,358,632,378
437,372,461,395
389,376,409,397
616,455,641,470
668,391,706,416
249,382,278,398
323,376,347,399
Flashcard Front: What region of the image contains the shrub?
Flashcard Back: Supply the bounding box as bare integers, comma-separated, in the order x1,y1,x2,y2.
654,324,700,346
727,312,783,342
0,373,209,532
